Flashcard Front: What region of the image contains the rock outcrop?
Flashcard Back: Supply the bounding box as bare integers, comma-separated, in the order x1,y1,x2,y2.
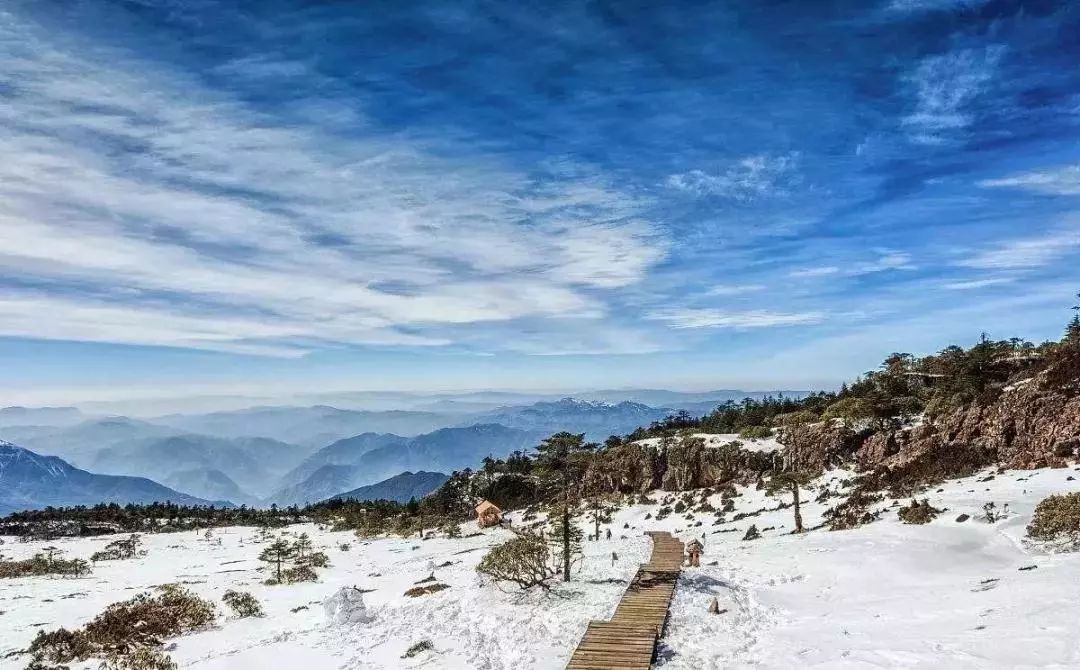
586,437,778,493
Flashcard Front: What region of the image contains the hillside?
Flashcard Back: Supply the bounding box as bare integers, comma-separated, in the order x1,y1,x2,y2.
326,471,450,504
0,441,218,515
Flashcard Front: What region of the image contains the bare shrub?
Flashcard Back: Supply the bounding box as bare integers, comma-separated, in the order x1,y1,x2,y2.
26,584,214,669
476,534,555,590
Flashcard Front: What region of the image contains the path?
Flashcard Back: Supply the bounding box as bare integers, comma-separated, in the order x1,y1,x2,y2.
565,531,685,670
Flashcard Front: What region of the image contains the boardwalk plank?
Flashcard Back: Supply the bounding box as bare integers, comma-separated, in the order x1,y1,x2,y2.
564,532,684,670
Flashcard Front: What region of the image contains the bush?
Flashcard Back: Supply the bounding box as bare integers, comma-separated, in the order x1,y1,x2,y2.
222,590,263,618
742,525,760,541
898,499,942,525
283,565,318,583
27,584,214,669
402,640,434,658
1026,492,1080,550
0,553,90,579
443,523,462,539
738,425,773,439
476,534,554,590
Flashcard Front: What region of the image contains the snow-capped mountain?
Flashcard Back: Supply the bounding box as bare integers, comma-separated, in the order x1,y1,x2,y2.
463,398,673,441
0,441,219,516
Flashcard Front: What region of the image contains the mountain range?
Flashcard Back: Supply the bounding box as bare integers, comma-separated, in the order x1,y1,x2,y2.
326,471,450,504
0,441,220,516
0,393,802,513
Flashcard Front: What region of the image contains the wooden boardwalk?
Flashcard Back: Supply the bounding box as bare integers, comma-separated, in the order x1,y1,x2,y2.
565,531,685,670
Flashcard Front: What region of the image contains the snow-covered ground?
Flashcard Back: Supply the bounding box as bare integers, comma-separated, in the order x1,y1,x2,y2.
634,432,784,453
3,464,1079,669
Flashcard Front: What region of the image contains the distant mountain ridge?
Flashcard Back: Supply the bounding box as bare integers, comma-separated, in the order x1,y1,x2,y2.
326,471,449,504
269,424,543,506
465,397,671,441
0,441,220,516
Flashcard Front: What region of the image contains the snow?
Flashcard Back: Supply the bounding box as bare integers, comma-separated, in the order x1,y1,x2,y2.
635,432,784,453
3,464,1080,669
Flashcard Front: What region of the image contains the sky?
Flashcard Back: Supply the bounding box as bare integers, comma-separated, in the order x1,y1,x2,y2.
2,0,1080,406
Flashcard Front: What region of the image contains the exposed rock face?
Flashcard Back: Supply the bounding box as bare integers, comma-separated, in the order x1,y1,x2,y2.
586,437,778,493
777,422,864,473
852,382,1080,478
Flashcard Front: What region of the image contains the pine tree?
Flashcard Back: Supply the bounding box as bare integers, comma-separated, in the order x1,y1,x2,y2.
259,539,294,583
766,471,816,533
534,432,595,582
292,533,312,559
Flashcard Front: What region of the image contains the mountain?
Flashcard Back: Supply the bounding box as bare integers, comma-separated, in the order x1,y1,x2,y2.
0,416,179,466
270,465,359,507
275,432,408,491
573,389,810,410
268,424,542,506
0,441,219,516
163,468,253,505
90,435,300,499
152,405,458,447
326,471,449,504
465,398,672,441
356,424,543,483
0,406,85,428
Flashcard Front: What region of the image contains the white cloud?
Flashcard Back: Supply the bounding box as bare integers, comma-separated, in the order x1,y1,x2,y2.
958,227,1080,269
705,284,767,296
667,153,799,202
789,252,915,279
789,266,841,278
978,164,1080,196
902,46,1005,144
0,15,667,356
646,308,824,329
942,277,1014,290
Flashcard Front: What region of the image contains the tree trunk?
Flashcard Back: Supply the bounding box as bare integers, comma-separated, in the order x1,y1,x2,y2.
562,505,571,581
593,505,600,541
791,482,804,533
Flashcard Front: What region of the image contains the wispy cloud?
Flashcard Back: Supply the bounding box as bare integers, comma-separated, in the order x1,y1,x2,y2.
902,46,1005,144
666,153,800,202
0,16,666,356
789,266,841,279
942,277,1014,290
788,252,915,279
646,308,824,329
705,284,767,296
958,226,1080,269
978,164,1080,196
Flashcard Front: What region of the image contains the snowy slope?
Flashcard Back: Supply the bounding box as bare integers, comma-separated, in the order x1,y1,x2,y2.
2,464,1079,669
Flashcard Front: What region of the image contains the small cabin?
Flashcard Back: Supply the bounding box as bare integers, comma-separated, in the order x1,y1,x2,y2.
686,538,704,567
475,500,502,528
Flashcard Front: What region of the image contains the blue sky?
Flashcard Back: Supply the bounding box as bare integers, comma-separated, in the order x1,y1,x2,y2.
2,0,1079,405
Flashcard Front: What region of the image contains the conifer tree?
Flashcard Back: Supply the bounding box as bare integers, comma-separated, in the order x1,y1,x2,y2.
259,539,294,583
534,432,595,581
766,471,816,533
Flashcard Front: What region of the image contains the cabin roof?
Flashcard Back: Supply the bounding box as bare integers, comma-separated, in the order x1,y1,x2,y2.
475,500,501,515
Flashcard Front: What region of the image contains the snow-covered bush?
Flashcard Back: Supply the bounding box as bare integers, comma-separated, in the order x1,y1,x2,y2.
402,640,433,658
742,525,760,541
26,584,214,670
898,499,943,525
1026,492,1080,551
323,586,375,625
476,534,554,590
222,590,263,618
